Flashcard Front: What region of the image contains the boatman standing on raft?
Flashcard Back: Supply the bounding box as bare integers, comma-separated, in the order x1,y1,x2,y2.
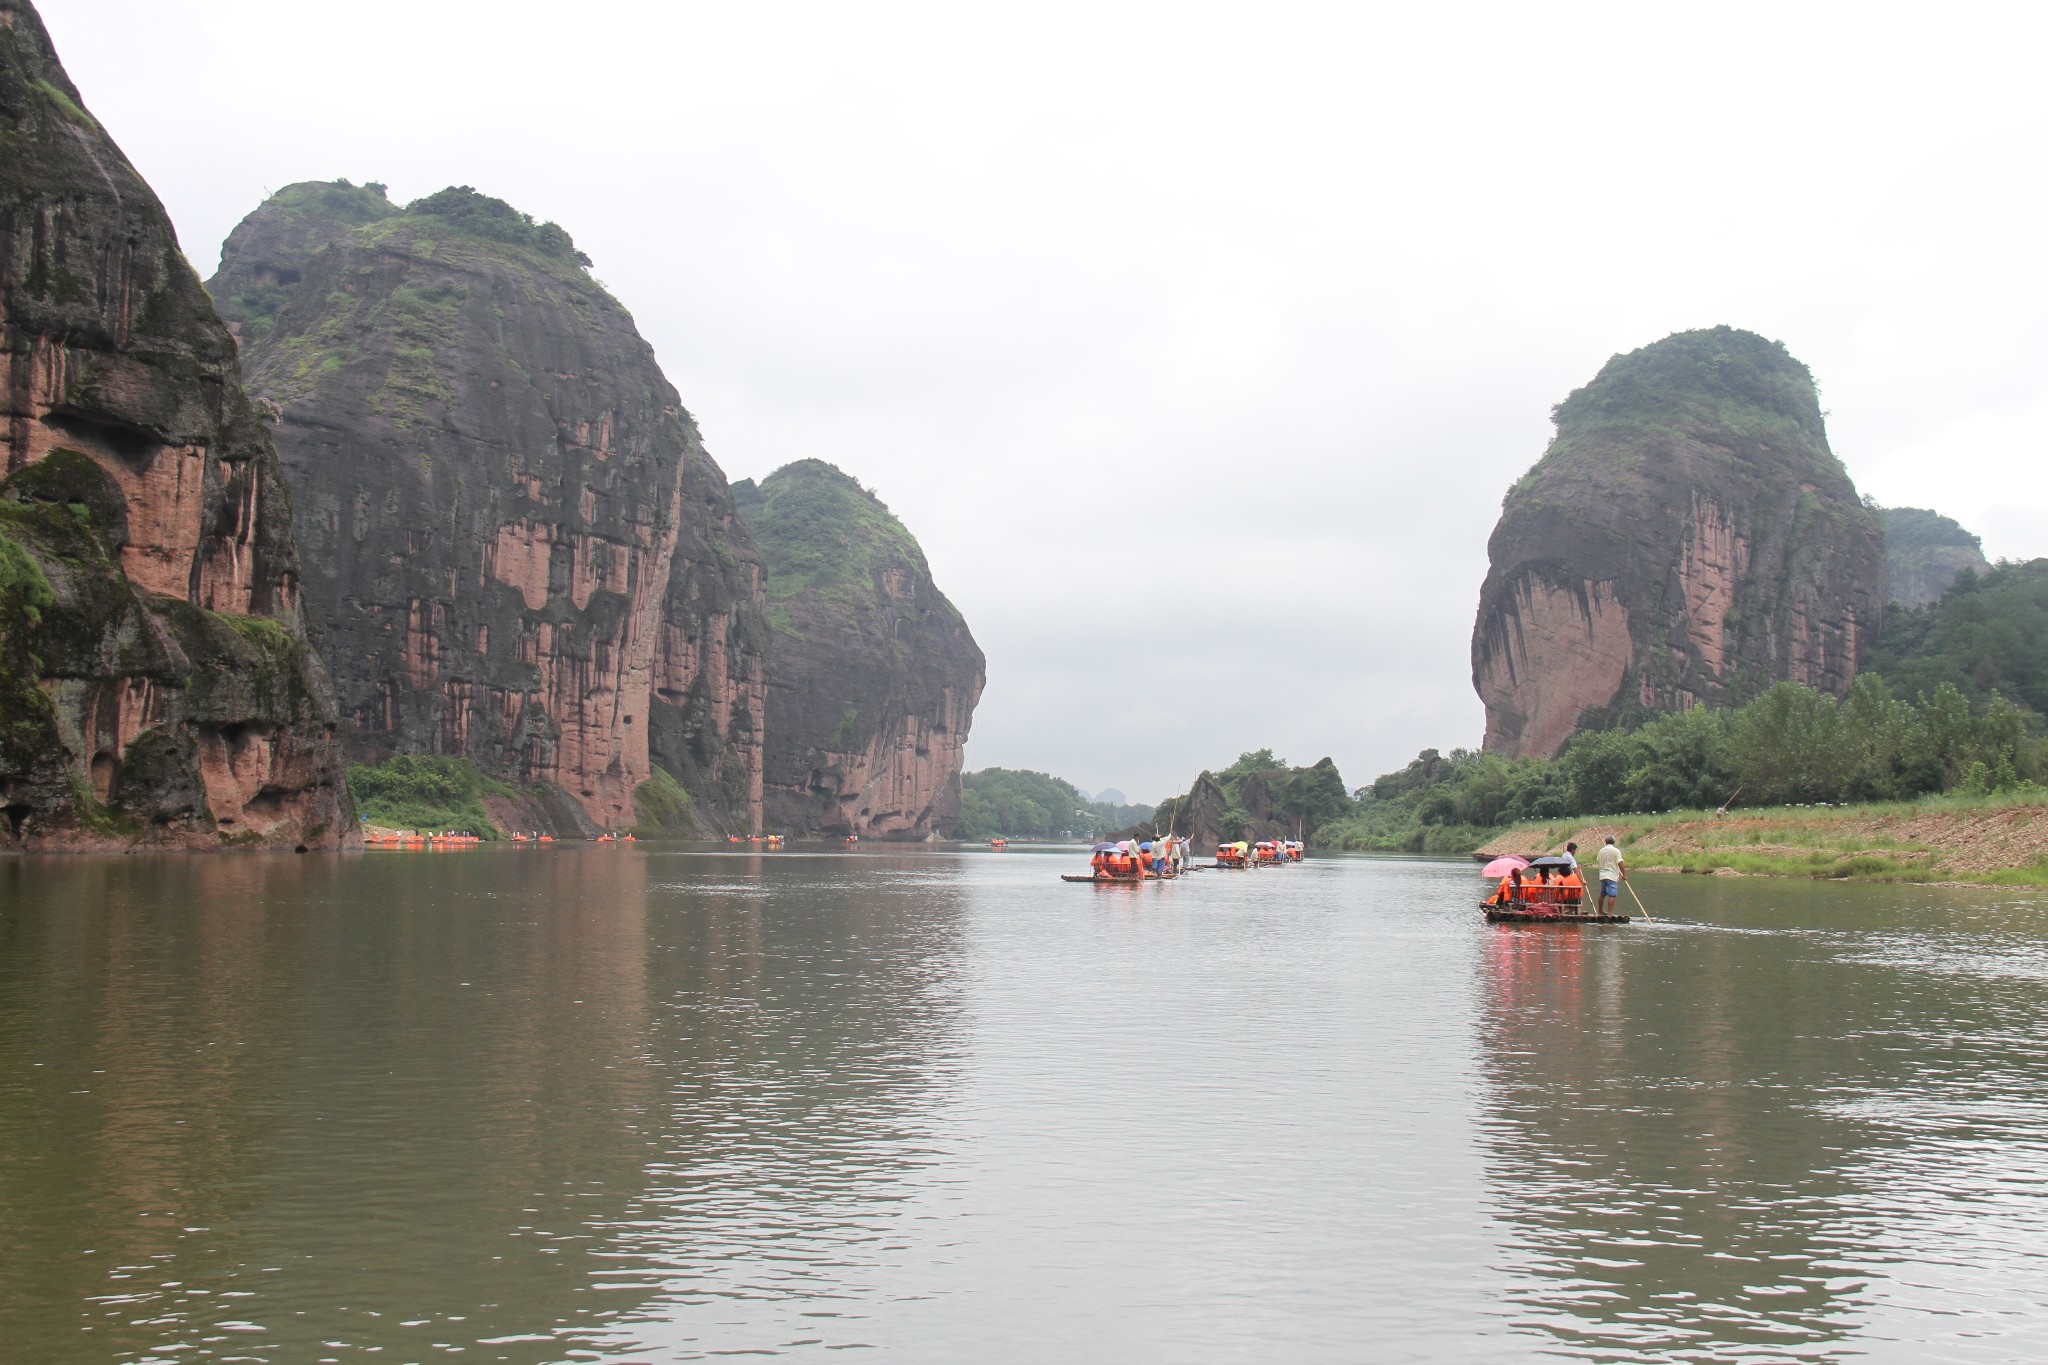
1596,836,1626,915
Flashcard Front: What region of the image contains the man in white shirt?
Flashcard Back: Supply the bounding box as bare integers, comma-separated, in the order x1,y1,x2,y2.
1596,837,1625,914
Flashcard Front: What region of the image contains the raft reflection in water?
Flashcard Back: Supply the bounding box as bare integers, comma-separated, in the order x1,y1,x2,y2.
1474,886,2048,1358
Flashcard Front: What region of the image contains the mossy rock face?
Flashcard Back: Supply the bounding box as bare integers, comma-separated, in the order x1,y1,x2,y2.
631,765,698,836
2,448,129,552
210,178,771,836
0,3,352,851
741,460,985,839
112,725,209,827
1473,327,1887,759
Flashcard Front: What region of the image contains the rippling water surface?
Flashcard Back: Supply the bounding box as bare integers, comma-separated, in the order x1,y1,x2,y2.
4,848,2048,1362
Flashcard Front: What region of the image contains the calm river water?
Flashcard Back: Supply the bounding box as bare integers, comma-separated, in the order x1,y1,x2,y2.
4,847,2048,1363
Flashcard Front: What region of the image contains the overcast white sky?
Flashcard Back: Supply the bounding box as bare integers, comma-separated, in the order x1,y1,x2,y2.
40,0,2048,802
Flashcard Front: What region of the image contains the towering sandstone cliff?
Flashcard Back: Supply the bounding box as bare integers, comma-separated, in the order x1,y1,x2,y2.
1473,327,1887,758
209,183,769,834
733,461,982,838
0,2,350,850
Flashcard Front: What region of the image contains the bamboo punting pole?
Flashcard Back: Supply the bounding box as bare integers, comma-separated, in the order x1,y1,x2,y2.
1624,878,1655,923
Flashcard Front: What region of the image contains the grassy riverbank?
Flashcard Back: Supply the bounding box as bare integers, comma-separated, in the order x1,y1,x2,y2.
1473,790,2048,884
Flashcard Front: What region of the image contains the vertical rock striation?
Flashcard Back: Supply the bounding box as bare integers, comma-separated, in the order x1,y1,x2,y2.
734,461,983,838
0,1,351,850
1474,327,1886,758
210,184,769,834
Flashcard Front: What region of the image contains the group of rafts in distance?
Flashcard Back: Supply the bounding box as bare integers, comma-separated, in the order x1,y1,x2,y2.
1060,837,1305,883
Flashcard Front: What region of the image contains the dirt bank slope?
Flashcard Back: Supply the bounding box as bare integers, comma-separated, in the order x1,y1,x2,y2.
1476,795,2048,883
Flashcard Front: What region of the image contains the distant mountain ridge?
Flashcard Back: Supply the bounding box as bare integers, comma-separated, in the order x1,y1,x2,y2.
1879,505,1990,609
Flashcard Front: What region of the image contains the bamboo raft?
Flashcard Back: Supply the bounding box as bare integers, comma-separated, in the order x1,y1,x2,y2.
1062,874,1150,883
1483,908,1630,924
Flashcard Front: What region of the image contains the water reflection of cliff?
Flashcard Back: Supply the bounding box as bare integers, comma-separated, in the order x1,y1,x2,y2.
0,849,965,1363
581,855,970,1357
1474,920,1874,1358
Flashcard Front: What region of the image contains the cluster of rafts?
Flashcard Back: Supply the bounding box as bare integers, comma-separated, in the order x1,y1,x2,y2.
1055,837,1304,883
364,830,490,850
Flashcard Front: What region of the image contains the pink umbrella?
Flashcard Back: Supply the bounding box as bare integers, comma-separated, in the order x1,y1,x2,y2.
1480,855,1530,878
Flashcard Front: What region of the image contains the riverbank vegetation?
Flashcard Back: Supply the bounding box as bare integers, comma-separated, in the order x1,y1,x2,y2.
1865,559,2048,715
1474,790,2048,884
346,756,514,839
1318,677,2043,856
957,769,1154,841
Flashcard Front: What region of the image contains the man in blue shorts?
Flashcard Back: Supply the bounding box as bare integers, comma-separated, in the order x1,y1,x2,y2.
1596,837,1626,914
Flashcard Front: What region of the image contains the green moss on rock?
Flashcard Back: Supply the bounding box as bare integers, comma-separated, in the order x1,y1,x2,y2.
735,463,928,605
632,765,697,836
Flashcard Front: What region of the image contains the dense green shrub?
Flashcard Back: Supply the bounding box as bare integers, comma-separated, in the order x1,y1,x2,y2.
346,755,514,838
732,461,926,605
1867,560,2048,716
405,187,591,267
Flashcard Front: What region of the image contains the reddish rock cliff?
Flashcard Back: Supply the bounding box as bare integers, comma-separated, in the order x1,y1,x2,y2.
733,462,983,838
210,184,769,834
0,2,351,850
1474,327,1887,758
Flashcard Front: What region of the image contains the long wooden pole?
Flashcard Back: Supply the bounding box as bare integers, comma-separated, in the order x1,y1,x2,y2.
1624,878,1655,923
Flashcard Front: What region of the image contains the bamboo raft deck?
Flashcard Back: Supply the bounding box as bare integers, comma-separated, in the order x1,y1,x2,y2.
1483,908,1631,924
